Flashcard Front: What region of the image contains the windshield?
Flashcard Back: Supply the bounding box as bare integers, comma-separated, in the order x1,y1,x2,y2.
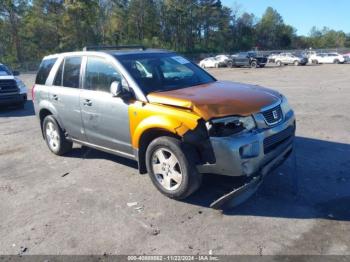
116,53,216,94
0,65,12,76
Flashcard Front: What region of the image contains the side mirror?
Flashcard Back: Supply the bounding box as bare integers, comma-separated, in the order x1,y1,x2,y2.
110,81,122,97
13,70,20,76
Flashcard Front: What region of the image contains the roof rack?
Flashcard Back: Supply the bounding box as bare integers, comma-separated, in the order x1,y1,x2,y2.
83,45,146,51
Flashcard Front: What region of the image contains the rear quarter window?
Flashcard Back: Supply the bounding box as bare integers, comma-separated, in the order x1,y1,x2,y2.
35,58,57,85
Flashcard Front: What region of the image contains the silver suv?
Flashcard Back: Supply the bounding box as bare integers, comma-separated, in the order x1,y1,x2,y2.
34,46,295,201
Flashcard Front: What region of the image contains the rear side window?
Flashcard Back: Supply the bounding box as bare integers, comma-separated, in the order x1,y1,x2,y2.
62,56,82,88
35,58,57,85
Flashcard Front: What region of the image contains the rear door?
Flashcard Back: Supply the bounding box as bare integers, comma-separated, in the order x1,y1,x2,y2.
50,56,84,140
80,55,133,156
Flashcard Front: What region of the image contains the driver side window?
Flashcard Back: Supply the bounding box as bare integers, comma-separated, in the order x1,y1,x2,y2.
85,56,122,93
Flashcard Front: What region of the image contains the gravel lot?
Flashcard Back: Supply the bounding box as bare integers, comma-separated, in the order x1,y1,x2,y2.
0,64,349,255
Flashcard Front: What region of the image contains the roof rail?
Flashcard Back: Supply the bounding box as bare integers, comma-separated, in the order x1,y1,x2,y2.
83,45,146,51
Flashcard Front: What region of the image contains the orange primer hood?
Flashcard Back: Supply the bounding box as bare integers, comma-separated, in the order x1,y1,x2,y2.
147,81,281,120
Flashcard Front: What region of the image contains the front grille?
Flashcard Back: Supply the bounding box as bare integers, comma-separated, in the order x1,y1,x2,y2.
264,126,294,154
0,80,19,94
262,105,283,125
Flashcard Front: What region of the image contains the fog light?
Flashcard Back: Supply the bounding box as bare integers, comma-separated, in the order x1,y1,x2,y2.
240,142,259,158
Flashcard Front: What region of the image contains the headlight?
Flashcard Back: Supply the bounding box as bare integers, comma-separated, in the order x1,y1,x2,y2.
15,79,27,94
239,116,256,131
207,115,256,137
280,95,291,115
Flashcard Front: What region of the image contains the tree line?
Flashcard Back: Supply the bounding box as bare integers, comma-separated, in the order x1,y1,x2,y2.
1,0,350,66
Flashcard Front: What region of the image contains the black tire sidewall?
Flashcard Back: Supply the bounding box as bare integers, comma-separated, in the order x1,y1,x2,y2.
43,115,72,155
43,115,62,154
145,136,201,199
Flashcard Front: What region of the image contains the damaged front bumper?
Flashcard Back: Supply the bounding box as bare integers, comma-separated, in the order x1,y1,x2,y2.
197,110,295,177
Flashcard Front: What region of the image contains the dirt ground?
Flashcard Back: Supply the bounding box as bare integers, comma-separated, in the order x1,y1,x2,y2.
0,64,349,255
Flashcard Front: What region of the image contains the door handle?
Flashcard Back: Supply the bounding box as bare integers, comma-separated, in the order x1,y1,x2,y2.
83,99,92,106
52,94,58,101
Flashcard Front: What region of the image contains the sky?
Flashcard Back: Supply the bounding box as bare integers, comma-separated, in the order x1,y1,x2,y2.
222,0,350,36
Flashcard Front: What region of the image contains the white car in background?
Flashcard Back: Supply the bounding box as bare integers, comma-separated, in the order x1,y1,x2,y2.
342,53,350,63
215,55,231,64
311,53,345,64
199,57,221,68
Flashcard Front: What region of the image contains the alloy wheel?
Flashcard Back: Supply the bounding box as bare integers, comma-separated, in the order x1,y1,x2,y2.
46,122,60,151
151,148,183,191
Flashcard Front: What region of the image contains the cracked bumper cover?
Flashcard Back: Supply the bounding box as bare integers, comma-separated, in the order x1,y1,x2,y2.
197,110,295,177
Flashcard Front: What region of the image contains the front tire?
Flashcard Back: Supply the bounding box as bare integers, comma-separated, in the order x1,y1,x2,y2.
146,136,202,200
276,60,282,66
43,115,72,155
334,59,340,64
294,60,299,66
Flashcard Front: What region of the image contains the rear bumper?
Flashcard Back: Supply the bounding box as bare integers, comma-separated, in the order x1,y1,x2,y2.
0,93,27,106
197,110,295,177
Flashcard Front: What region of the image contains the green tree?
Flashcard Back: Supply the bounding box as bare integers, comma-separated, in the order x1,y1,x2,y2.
60,0,100,50
0,0,27,62
256,7,295,49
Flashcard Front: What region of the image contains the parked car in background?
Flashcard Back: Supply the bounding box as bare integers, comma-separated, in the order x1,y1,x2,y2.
228,52,267,68
199,57,223,68
303,50,318,63
267,53,280,63
342,53,350,63
273,53,308,66
0,63,27,108
33,46,295,201
310,53,345,64
215,55,231,67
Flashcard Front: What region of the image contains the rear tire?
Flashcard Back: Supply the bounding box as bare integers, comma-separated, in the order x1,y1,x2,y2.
276,60,282,66
334,59,340,64
293,60,299,66
43,115,72,155
146,136,202,200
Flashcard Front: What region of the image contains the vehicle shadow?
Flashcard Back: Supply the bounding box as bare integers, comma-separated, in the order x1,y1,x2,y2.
0,100,35,117
65,146,139,170
184,136,350,221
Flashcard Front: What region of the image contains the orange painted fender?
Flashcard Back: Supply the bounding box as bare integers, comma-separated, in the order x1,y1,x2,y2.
129,101,201,149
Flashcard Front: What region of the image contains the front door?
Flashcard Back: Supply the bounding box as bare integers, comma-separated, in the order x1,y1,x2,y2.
80,56,133,156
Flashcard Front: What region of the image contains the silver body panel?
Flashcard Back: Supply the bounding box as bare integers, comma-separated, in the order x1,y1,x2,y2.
34,51,135,158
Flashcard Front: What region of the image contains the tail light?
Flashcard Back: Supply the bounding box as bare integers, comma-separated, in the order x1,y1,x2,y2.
31,85,35,101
